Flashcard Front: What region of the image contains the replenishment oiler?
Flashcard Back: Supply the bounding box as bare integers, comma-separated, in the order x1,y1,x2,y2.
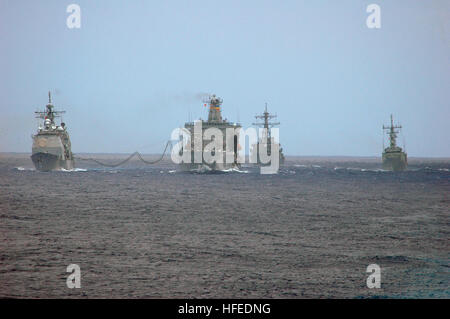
179,94,241,172
31,92,74,171
382,114,407,171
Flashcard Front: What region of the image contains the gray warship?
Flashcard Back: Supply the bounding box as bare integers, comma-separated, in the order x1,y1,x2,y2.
179,94,241,171
382,114,407,171
31,92,74,171
251,104,285,167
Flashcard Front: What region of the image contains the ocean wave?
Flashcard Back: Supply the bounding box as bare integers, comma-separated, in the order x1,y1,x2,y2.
189,166,249,174
365,169,389,172
334,167,388,172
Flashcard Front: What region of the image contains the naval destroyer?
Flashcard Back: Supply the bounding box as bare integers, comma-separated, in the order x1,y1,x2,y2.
31,92,74,171
382,114,407,171
178,94,241,171
251,104,285,167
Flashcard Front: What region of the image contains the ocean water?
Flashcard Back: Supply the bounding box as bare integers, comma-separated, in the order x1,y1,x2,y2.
0,154,449,298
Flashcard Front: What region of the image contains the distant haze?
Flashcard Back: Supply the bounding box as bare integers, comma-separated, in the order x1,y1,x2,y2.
1,0,449,156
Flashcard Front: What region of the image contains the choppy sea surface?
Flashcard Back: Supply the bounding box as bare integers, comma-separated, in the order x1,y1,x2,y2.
0,153,449,298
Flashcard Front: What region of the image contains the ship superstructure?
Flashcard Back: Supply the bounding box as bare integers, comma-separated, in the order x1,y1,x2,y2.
382,114,407,171
251,104,285,166
31,92,74,171
179,94,241,171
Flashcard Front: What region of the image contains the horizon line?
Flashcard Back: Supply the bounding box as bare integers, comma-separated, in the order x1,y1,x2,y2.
1,152,450,160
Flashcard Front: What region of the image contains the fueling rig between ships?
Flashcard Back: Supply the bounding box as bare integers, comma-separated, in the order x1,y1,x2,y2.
28,92,413,172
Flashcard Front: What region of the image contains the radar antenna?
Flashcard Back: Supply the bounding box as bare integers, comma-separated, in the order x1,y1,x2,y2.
382,114,402,149
35,91,66,125
252,103,280,142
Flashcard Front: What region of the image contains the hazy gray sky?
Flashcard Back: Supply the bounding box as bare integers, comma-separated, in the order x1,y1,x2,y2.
1,0,449,156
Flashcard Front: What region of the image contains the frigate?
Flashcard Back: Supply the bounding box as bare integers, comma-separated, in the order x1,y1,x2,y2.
382,114,407,171
251,104,285,167
178,94,241,171
31,92,74,171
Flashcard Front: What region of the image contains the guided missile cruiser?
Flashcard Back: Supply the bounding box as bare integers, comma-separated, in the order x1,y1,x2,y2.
382,114,407,171
31,92,74,171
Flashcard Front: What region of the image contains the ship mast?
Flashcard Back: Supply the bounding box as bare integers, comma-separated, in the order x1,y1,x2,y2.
383,114,402,149
35,91,66,126
46,91,55,123
252,103,280,144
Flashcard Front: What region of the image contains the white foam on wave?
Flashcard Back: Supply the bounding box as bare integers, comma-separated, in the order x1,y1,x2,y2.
232,168,249,173
60,168,88,172
220,167,249,173
190,166,212,173
366,168,389,172
15,167,35,171
190,166,249,174
334,167,388,172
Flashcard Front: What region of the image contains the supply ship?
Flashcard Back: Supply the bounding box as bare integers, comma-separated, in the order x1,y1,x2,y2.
382,114,407,171
251,104,285,167
31,92,74,171
179,94,241,171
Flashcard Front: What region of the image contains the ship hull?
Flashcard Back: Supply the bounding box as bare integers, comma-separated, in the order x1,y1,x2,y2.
250,143,285,167
31,152,74,171
179,118,241,173
382,151,407,171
